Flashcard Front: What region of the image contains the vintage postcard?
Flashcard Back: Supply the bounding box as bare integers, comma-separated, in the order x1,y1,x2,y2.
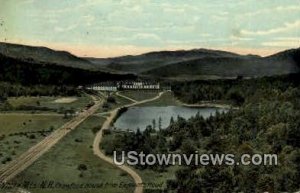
0,1,299,193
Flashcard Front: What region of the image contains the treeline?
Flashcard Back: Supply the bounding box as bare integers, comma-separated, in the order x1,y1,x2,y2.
0,54,135,86
0,82,79,99
0,82,81,111
172,73,300,105
104,74,300,193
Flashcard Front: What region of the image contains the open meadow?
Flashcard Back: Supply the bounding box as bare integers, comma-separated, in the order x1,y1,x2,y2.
9,115,134,193
7,95,92,113
0,114,68,166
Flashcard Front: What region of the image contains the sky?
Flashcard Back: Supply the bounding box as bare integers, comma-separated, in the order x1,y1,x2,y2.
0,0,299,57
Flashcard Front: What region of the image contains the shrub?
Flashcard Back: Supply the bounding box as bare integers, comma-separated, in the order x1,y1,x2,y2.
77,164,88,171
91,126,101,134
29,134,36,139
107,96,116,103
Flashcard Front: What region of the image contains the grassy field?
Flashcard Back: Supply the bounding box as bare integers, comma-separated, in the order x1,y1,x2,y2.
136,91,180,107
96,93,133,114
10,116,134,193
0,114,68,165
0,114,66,135
8,95,92,112
0,91,180,193
119,90,160,101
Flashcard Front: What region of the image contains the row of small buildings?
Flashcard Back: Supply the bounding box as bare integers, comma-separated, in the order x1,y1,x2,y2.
87,81,162,92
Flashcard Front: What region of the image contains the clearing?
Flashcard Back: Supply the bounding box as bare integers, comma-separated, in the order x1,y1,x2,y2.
0,114,67,166
10,116,134,193
52,97,77,103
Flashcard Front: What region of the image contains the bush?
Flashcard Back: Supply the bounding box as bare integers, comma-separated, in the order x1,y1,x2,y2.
91,126,101,134
29,134,36,139
0,134,5,140
102,102,109,109
107,96,116,103
75,138,83,143
77,164,88,171
6,157,12,162
103,129,111,136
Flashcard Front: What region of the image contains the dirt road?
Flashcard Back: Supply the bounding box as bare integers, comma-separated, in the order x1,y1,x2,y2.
116,92,138,103
93,91,165,193
0,96,102,183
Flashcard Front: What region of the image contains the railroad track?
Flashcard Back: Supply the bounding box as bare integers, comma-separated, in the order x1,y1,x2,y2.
0,96,102,183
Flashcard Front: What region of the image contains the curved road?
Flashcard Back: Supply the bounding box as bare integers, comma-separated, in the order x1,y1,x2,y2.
93,91,165,193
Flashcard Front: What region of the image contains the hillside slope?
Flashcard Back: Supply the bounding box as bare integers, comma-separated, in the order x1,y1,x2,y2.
88,48,300,79
0,42,95,70
142,48,300,78
86,49,241,74
0,43,136,85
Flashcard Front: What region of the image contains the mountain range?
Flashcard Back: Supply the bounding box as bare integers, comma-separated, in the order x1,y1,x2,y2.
0,42,134,85
0,42,96,70
87,48,300,80
1,42,299,81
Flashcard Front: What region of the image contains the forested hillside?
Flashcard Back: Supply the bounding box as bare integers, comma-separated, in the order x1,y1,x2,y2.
104,74,300,193
142,48,300,79
88,47,300,79
0,53,135,86
0,42,95,70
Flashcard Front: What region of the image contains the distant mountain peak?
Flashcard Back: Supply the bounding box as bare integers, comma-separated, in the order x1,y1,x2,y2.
86,47,300,79
0,42,95,70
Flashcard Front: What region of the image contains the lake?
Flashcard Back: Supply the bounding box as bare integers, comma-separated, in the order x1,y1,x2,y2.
114,106,227,131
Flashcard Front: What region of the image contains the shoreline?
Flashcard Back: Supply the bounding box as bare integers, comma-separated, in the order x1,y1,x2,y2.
176,98,238,109
180,102,238,109
93,91,165,193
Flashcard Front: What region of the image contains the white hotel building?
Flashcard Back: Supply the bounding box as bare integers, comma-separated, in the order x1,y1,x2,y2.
87,81,160,91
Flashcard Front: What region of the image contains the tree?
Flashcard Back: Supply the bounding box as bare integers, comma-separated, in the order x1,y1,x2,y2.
158,117,162,130
227,90,245,106
152,119,156,129
69,107,75,117
63,111,68,119
170,116,175,125
107,96,116,103
256,175,274,193
77,164,88,171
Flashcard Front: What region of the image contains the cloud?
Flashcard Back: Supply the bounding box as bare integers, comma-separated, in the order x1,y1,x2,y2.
262,40,300,47
161,3,199,13
262,37,299,47
133,33,161,41
275,5,300,11
275,37,300,41
241,20,300,36
83,15,95,26
130,5,143,12
44,0,104,14
48,19,58,24
244,5,300,17
163,7,185,13
200,33,213,37
212,15,227,21
54,24,78,32
230,35,253,41
19,0,36,5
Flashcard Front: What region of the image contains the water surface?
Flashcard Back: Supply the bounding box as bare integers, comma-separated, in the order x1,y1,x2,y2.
114,106,227,131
